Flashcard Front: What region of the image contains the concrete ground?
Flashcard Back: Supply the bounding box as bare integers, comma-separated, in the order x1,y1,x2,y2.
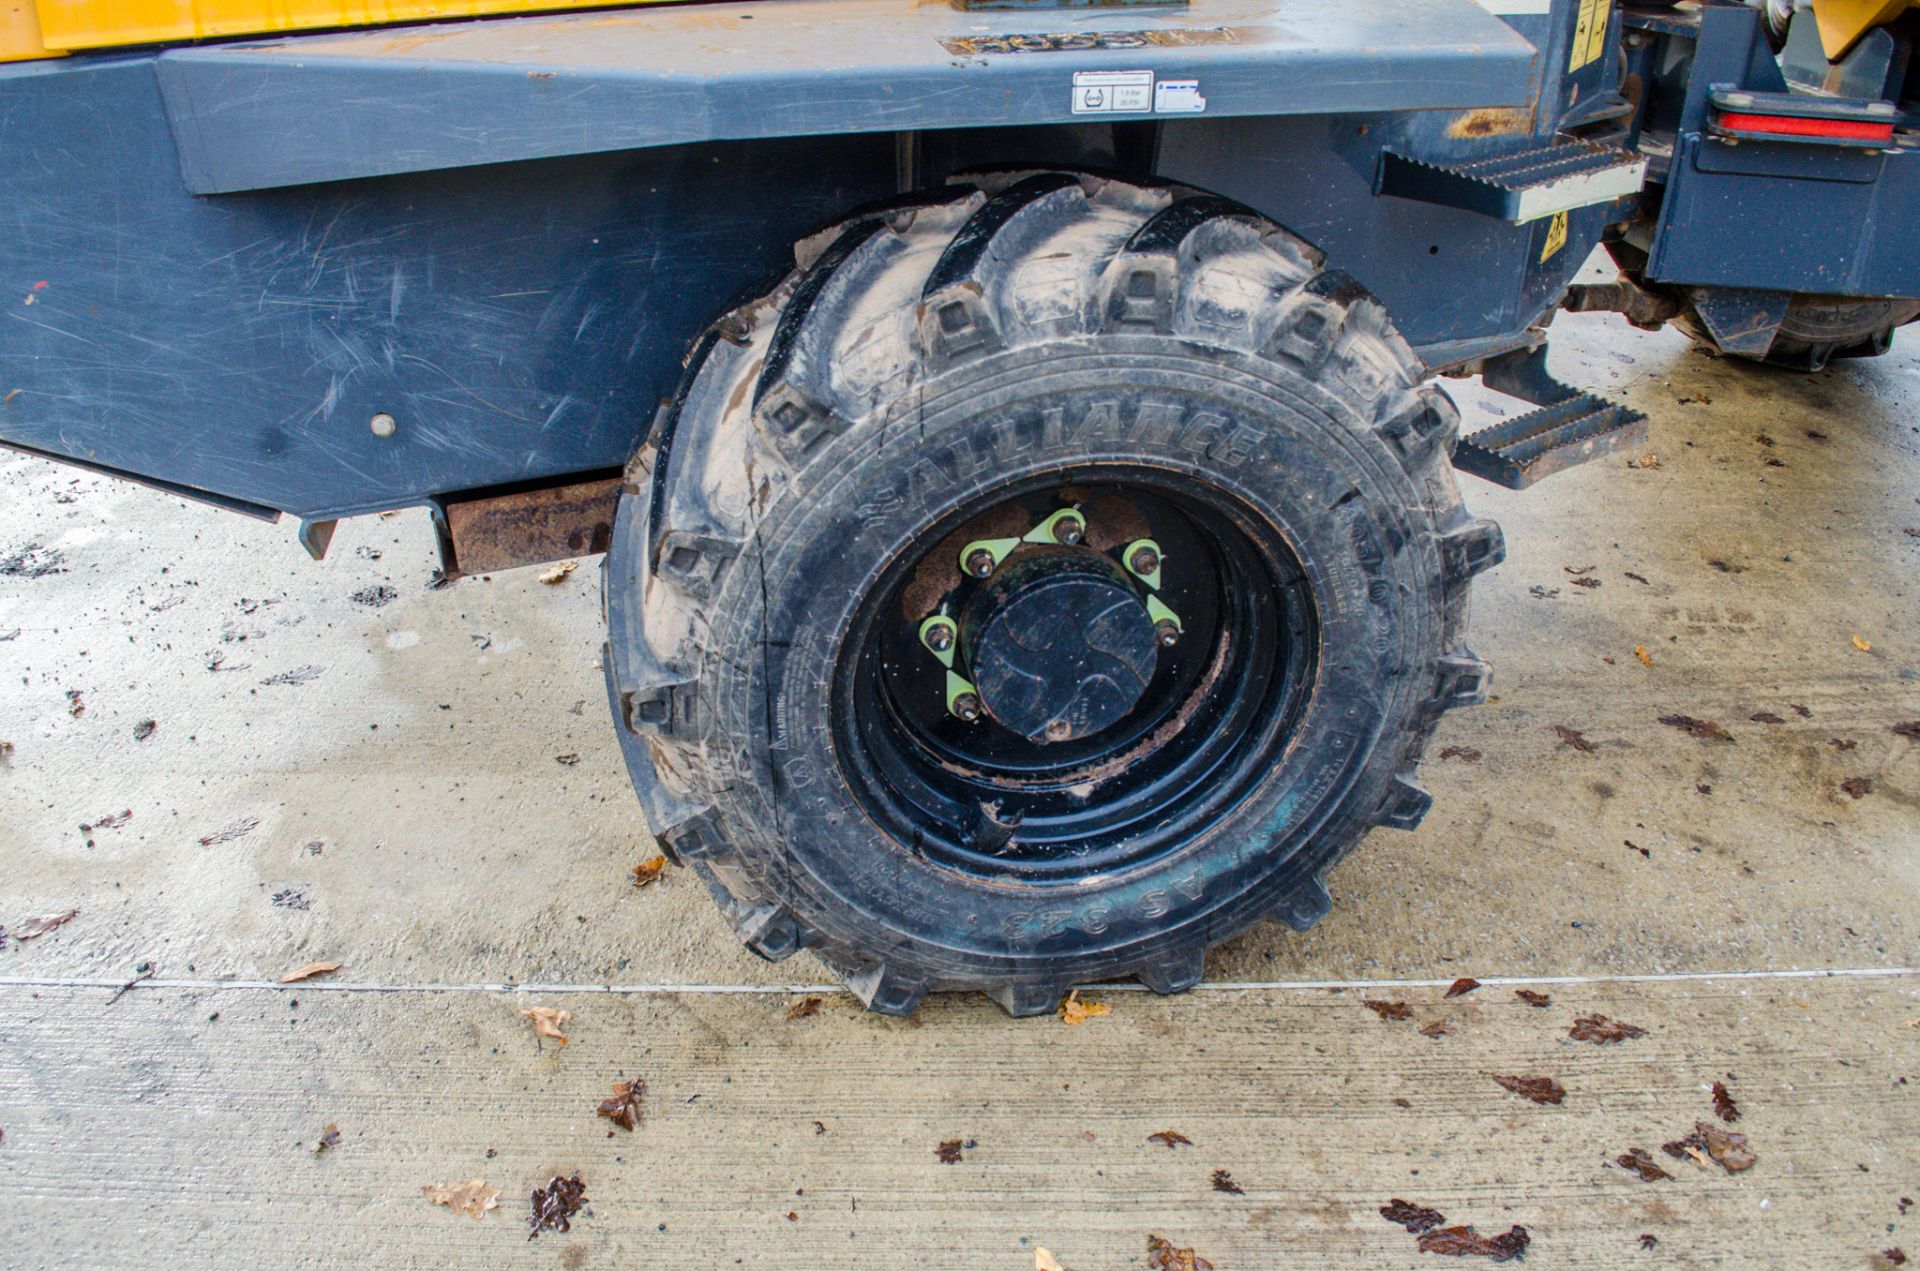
2,266,1918,1268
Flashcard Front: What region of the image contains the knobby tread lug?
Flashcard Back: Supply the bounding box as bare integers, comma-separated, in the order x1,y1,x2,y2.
606,166,1501,1014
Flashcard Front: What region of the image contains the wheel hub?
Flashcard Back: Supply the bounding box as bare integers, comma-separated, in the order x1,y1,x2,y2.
961,550,1158,743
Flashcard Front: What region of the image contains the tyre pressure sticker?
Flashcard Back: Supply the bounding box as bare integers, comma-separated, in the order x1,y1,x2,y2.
1540,210,1569,263
1070,70,1207,115
1072,69,1154,114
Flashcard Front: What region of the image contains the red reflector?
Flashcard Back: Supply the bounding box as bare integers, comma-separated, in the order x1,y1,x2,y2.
1719,111,1894,142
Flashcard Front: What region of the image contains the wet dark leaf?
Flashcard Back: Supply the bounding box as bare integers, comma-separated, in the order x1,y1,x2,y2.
596,1079,644,1131
1749,711,1784,725
1624,572,1649,584
1640,1234,1658,1250
1894,721,1920,740
1790,703,1812,717
1831,737,1858,751
1616,1148,1671,1182
1416,1225,1531,1261
1364,999,1413,1021
1657,713,1733,742
1711,1081,1739,1122
1210,1169,1243,1195
1625,839,1649,858
1570,577,1601,590
554,753,580,766
1885,1248,1907,1266
1514,989,1551,1008
1145,1234,1213,1271
1553,725,1597,753
1570,1014,1646,1044
1842,777,1872,800
1493,1074,1565,1105
935,1139,965,1164
1445,978,1481,999
785,996,823,1020
1147,1130,1193,1149
132,719,157,741
1381,1199,1447,1234
527,1172,588,1238
1708,558,1747,573
1438,746,1481,763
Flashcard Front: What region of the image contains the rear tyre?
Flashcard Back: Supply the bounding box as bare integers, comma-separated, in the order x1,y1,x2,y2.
604,172,1503,1016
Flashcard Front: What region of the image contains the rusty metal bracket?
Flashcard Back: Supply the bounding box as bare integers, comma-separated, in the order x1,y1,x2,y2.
432,471,622,579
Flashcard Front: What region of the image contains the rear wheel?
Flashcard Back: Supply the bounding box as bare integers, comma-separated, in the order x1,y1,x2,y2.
604,172,1503,1015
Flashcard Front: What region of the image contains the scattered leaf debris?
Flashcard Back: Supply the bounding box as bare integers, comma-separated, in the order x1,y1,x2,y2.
935,1139,966,1164
1570,1014,1646,1044
1528,585,1559,600
1634,645,1654,667
1438,746,1482,763
259,666,323,686
539,560,579,585
1791,703,1812,717
785,996,823,1021
1625,839,1649,859
1563,565,1595,576
1364,999,1414,1022
1210,1169,1244,1196
520,1006,571,1046
1624,572,1649,585
10,909,79,944
1831,737,1858,751
1493,1074,1566,1105
132,719,156,741
1059,990,1110,1024
1657,713,1733,743
596,1079,644,1131
1842,777,1873,800
1628,453,1660,470
1416,1225,1531,1261
1663,1122,1756,1172
1750,711,1784,724
1853,633,1873,653
1147,1130,1193,1150
1445,978,1481,999
1711,1081,1740,1122
314,1124,341,1153
554,752,580,766
1145,1234,1213,1271
349,585,397,608
1419,1019,1450,1039
527,1172,588,1238
198,815,261,846
279,961,341,984
423,1178,501,1219
0,542,66,578
1616,1148,1671,1182
1707,558,1746,574
65,689,84,717
1570,577,1601,590
1640,1234,1658,1250
271,889,309,910
1885,1249,1908,1267
1553,725,1598,753
84,809,132,832
1381,1199,1447,1234
1894,721,1920,740
631,856,667,888
1514,989,1551,1008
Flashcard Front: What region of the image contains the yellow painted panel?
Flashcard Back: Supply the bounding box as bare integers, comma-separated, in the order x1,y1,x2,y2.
2,0,60,61
1812,0,1916,60
32,0,682,52
1568,0,1603,71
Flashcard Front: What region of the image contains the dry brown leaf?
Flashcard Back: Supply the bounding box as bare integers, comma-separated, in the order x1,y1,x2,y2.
520,1006,571,1045
528,1172,588,1236
1381,1199,1447,1234
10,909,79,943
1493,1074,1566,1105
1417,1225,1531,1261
1145,1234,1214,1271
1035,1250,1065,1271
1634,645,1654,667
1364,999,1414,1021
538,560,578,585
1514,989,1551,1008
1569,1014,1647,1044
631,856,667,888
1419,1019,1450,1039
1444,977,1481,999
423,1178,501,1219
278,960,341,984
934,1139,965,1164
1628,452,1660,470
1657,713,1733,742
1552,725,1597,753
1147,1130,1193,1149
1210,1168,1244,1195
785,996,823,1020
596,1078,644,1131
1058,990,1109,1025
1617,1148,1671,1182
1711,1081,1740,1122
1853,632,1872,652
1702,1122,1757,1172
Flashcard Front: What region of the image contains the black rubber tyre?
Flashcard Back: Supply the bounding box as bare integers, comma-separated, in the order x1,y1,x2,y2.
603,172,1503,1016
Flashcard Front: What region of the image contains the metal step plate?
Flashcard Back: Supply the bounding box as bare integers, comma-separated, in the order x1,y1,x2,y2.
1377,137,1649,223
1453,393,1649,489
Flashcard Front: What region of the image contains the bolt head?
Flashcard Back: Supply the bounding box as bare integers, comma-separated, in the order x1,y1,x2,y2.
924,622,954,652
965,549,995,579
369,412,398,438
1129,546,1159,576
952,693,983,722
1054,515,1084,546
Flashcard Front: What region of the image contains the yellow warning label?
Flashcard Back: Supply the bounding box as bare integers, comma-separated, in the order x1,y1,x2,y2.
1540,211,1569,263
1570,0,1608,70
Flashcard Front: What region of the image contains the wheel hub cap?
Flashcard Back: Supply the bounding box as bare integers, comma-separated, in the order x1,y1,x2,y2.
961,550,1158,743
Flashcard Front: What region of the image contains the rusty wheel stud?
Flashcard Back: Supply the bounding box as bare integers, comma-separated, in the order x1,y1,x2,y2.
1053,514,1085,546
965,548,996,579
923,621,955,653
952,692,983,723
1129,545,1160,576
1154,619,1180,649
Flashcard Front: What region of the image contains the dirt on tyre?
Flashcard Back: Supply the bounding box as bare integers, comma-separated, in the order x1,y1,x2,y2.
604,171,1503,1016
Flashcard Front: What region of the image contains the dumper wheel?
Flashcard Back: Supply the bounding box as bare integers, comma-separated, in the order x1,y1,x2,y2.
604,172,1503,1016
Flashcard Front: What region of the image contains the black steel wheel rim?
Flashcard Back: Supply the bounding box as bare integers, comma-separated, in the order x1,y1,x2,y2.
831,468,1319,883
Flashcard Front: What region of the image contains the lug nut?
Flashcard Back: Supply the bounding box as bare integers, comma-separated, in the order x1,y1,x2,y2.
924,621,954,653
1044,719,1071,741
965,548,996,578
1155,619,1180,648
952,693,983,722
1054,515,1084,546
1129,545,1160,576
